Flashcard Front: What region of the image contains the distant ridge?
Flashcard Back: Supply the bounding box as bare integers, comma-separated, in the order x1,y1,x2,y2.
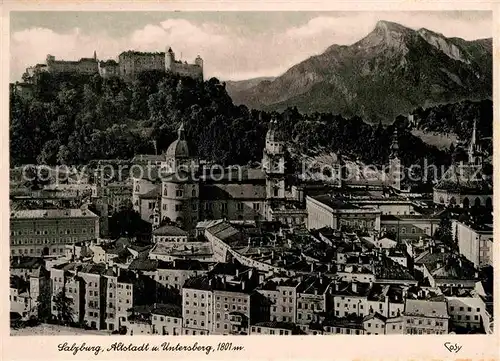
226,20,492,123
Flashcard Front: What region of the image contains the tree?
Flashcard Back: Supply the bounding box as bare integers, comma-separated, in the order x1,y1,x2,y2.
109,203,151,239
434,215,453,247
53,290,74,325
36,290,52,322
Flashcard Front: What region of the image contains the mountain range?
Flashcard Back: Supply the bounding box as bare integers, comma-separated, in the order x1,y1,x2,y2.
225,20,492,123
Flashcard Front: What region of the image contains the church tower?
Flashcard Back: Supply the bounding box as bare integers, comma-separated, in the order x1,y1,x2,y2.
389,128,402,191
262,116,286,200
468,120,483,166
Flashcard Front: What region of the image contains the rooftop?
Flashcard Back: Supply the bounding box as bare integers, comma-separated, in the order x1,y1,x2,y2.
206,221,248,249
151,303,182,318
404,299,449,319
150,242,213,257
10,208,98,219
309,194,360,210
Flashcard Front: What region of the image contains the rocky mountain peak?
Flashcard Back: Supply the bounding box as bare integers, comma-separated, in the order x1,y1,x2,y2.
357,20,414,50
417,27,469,63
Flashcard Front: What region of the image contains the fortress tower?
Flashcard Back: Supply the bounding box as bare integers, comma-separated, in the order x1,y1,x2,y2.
164,47,203,81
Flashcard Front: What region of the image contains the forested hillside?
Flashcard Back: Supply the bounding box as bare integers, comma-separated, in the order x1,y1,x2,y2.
11,71,487,170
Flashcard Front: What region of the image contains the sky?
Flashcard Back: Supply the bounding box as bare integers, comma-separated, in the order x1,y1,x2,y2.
10,11,492,82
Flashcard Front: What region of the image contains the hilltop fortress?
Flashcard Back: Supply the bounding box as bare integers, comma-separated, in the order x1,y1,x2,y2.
22,47,203,83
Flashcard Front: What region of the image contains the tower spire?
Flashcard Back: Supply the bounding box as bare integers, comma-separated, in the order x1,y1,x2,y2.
471,119,477,147
390,128,399,158
93,50,97,61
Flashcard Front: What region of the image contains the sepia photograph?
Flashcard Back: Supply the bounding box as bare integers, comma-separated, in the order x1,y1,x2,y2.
8,9,494,342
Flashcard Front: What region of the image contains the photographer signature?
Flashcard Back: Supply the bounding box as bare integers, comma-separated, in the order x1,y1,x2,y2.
444,342,462,353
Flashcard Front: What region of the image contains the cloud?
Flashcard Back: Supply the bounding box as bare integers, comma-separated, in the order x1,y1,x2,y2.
10,12,492,82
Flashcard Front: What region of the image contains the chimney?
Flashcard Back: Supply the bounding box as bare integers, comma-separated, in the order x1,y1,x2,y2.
327,264,332,272
320,277,323,285
241,281,246,291
173,260,176,268
352,282,358,293
310,263,314,273
209,278,213,286
335,282,340,291
236,269,239,277
441,247,445,253
314,289,318,295
248,269,253,280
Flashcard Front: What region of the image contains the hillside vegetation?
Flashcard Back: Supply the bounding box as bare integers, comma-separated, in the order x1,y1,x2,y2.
10,71,490,171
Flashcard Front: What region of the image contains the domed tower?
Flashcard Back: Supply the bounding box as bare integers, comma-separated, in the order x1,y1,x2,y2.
160,122,199,230
388,128,402,191
262,116,286,200
164,123,190,173
165,47,175,72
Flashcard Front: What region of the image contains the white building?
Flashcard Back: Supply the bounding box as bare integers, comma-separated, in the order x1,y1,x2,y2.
452,220,493,268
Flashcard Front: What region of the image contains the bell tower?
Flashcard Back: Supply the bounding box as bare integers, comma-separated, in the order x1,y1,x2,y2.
389,128,402,191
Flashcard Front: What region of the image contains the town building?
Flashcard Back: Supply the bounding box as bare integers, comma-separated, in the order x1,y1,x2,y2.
10,208,99,257
306,194,381,232
403,298,449,334
151,303,183,335
380,214,440,241
250,321,302,335
444,289,485,332
452,220,493,268
10,275,32,320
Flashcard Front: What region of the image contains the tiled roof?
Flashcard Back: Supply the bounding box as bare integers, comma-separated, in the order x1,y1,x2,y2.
10,257,44,270
150,242,213,257
199,183,266,200
404,299,449,318
138,187,161,199
10,275,29,292
252,321,298,330
363,312,387,323
10,208,98,219
151,303,182,318
206,222,248,248
153,225,188,237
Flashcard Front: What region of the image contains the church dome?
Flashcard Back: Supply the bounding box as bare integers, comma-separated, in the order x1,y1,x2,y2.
166,123,189,158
